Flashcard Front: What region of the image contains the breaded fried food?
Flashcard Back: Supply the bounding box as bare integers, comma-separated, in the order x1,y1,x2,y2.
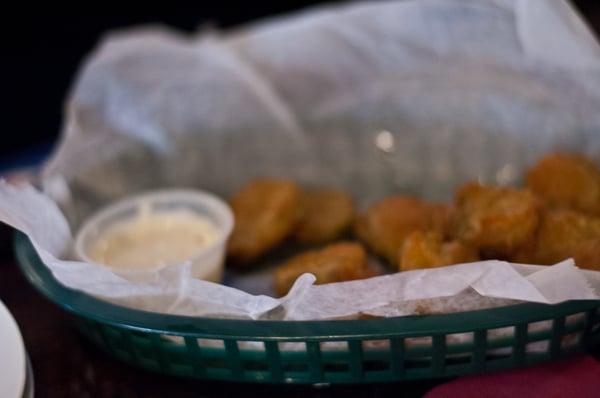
526,153,600,216
227,178,302,265
513,208,600,270
453,182,540,257
354,196,453,266
273,242,373,296
399,231,479,271
293,188,355,244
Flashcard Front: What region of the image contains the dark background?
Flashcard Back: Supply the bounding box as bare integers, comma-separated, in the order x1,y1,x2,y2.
2,0,600,169
1,1,341,168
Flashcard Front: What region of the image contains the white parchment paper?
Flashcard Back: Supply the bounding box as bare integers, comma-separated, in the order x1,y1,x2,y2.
2,0,600,320
1,182,598,320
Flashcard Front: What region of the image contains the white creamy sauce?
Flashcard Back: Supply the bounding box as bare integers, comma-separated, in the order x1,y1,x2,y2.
90,208,217,270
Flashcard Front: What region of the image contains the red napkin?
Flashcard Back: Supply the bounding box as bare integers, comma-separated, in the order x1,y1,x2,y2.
425,355,600,398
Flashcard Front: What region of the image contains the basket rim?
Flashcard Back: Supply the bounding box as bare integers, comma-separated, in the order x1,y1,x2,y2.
14,231,600,340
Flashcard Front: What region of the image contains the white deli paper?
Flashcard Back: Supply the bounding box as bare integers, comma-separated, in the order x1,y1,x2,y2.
1,181,598,320
2,0,600,320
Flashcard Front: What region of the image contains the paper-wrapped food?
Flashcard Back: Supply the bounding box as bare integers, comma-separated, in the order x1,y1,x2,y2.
2,0,600,321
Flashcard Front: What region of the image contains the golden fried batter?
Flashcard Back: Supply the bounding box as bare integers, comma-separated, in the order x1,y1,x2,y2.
526,153,600,216
513,208,600,270
273,242,373,296
399,231,479,271
227,178,302,266
453,182,540,257
354,196,453,266
293,188,355,244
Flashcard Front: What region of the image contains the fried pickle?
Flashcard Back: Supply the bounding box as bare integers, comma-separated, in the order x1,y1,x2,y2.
227,178,302,265
293,188,355,244
399,231,479,271
354,196,453,266
526,153,600,216
453,182,540,257
273,242,373,296
513,208,600,270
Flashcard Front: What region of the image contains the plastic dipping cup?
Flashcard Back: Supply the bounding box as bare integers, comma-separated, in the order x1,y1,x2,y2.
75,189,234,282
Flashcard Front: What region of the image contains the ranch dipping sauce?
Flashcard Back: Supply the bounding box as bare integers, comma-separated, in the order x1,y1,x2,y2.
89,207,218,270
76,189,234,282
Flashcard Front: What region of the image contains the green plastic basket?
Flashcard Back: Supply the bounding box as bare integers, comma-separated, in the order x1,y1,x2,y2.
14,232,600,384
